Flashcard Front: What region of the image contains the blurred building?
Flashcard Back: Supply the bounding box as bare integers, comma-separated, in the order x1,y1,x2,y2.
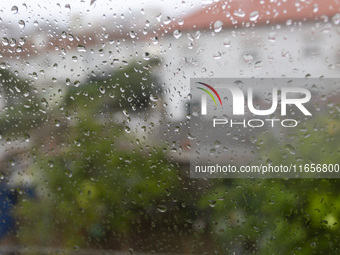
155,0,340,120
149,0,340,163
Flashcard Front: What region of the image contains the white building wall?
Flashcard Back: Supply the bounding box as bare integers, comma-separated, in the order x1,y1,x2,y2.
155,21,340,119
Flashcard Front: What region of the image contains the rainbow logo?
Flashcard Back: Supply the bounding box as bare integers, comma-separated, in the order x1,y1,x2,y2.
196,82,223,106
196,82,222,115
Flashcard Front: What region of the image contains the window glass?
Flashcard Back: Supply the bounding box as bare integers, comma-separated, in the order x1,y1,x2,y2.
0,0,339,254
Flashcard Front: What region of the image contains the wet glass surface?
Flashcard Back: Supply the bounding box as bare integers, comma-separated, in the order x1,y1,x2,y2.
0,1,339,254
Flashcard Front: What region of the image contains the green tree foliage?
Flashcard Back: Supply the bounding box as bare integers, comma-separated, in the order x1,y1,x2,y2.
0,69,44,133
12,61,201,251
197,110,340,254
65,59,161,114
16,117,183,248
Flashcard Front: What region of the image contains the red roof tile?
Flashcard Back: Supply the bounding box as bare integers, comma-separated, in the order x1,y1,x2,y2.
164,0,340,32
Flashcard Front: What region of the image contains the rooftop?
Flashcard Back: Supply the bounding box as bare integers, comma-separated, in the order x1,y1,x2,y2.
163,0,340,32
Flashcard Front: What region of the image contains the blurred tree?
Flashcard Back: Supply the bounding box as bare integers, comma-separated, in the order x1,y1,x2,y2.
15,117,184,248
13,60,203,251
0,69,43,133
65,59,161,114
197,110,340,254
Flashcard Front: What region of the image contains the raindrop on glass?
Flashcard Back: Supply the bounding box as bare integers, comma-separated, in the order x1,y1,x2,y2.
18,20,25,29
332,13,340,25
234,10,245,18
284,144,296,155
11,6,18,14
77,45,86,52
157,205,168,213
243,54,253,63
249,11,259,21
173,30,182,39
54,119,61,127
254,61,263,69
214,20,223,33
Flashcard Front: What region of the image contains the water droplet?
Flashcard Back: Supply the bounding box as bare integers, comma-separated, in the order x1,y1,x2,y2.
9,159,15,166
214,20,223,33
266,159,273,165
163,16,171,25
234,10,245,18
281,50,289,58
243,54,253,63
286,19,293,26
268,32,276,42
209,200,216,207
41,98,48,107
19,37,26,45
24,133,30,142
313,4,319,13
332,13,340,25
124,126,131,133
77,45,86,52
284,144,295,155
195,31,201,39
143,52,150,60
213,51,222,59
65,169,73,178
250,11,259,21
99,86,105,94
23,90,29,97
74,80,80,87
223,38,230,47
18,20,25,29
149,94,159,102
11,6,18,14
254,61,263,69
214,141,221,148
151,36,158,45
48,160,54,168
173,30,182,39
9,38,16,47
74,140,81,147
54,119,61,127
2,37,9,46
187,33,194,42
129,31,136,39
156,13,162,22
157,205,168,213
123,109,129,116
0,62,7,69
